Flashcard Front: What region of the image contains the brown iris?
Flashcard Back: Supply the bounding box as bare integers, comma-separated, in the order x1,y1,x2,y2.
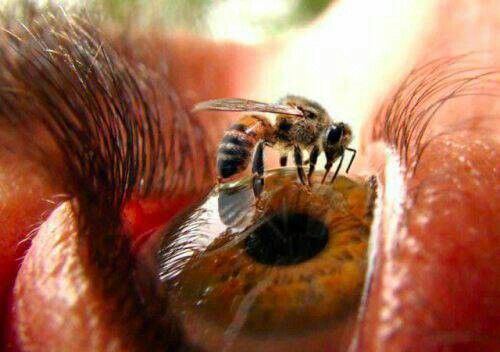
149,169,376,352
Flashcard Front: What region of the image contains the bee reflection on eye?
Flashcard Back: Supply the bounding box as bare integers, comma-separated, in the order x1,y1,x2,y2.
192,96,357,196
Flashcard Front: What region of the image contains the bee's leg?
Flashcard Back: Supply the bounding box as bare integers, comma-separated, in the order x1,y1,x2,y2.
345,147,357,173
252,141,265,197
321,150,334,183
293,145,307,185
330,149,345,183
307,145,320,186
279,153,288,167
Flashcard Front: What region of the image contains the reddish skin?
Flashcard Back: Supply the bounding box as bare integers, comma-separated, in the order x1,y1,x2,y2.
356,135,499,352
1,0,499,351
11,203,139,352
355,1,500,350
122,195,200,254
161,35,261,108
0,152,63,348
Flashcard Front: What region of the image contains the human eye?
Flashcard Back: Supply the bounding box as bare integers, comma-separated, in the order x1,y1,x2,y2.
137,170,376,351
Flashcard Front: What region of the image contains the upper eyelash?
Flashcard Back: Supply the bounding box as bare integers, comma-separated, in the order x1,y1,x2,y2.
0,11,214,207
371,53,500,174
0,8,210,350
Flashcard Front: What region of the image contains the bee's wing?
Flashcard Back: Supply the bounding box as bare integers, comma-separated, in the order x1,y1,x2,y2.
191,98,304,117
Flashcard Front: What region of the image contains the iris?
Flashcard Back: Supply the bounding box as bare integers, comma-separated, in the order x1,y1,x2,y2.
140,168,376,351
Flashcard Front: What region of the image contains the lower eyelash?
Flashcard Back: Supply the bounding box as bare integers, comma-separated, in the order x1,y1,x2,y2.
372,53,500,174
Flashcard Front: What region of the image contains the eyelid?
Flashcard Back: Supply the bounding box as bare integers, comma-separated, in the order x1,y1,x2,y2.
1,14,216,203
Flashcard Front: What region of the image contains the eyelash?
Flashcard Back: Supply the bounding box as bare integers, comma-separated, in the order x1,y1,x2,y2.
0,11,205,350
371,54,500,174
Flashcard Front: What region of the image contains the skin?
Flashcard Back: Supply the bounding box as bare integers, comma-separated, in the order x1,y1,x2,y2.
0,150,63,344
1,0,499,351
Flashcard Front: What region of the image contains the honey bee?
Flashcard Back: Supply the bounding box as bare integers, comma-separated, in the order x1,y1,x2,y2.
192,96,356,195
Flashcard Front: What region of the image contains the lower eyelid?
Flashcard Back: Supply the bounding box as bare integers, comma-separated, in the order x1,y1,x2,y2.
354,130,499,351
353,57,500,350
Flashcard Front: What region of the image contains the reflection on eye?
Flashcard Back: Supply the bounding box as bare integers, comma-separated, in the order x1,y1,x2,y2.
139,168,376,352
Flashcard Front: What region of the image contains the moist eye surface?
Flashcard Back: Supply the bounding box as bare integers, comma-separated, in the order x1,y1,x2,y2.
142,168,376,351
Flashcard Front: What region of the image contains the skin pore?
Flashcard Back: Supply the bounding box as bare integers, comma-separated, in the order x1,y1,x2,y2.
1,0,499,351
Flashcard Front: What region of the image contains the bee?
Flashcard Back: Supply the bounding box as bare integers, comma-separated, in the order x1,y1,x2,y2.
192,96,356,195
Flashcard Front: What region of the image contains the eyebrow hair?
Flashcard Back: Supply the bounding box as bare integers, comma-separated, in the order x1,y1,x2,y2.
371,54,500,175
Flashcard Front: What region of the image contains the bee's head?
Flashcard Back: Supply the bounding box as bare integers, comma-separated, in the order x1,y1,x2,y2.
278,95,330,125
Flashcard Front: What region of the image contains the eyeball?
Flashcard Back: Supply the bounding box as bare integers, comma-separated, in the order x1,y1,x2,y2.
137,168,376,352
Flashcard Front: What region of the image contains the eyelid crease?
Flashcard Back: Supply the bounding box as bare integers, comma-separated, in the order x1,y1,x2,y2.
371,53,500,175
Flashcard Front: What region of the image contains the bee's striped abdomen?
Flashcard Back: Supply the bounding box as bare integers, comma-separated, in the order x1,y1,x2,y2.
217,115,272,180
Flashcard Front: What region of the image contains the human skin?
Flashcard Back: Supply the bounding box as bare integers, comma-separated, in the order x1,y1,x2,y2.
1,0,499,351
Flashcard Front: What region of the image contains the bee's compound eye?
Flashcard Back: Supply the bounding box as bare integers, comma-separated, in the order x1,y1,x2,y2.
326,124,343,145
141,169,376,352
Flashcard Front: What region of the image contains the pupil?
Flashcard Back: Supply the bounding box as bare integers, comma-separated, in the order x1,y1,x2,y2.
245,212,329,265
